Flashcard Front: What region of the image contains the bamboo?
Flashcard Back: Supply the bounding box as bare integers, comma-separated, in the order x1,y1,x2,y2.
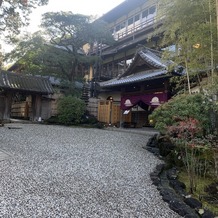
209,0,214,84
216,0,218,40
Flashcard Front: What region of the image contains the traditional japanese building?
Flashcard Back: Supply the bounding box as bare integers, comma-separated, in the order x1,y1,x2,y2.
90,0,161,82
96,47,184,127
0,71,54,121
86,0,183,125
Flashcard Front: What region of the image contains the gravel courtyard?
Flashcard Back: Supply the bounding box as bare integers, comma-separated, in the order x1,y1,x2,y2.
0,124,180,217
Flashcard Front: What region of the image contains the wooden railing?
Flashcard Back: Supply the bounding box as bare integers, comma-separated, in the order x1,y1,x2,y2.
114,17,156,41
91,16,160,54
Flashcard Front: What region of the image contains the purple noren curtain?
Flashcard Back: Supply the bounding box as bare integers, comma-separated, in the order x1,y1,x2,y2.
121,93,168,110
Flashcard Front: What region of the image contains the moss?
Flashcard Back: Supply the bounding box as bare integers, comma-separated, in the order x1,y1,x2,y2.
178,171,218,216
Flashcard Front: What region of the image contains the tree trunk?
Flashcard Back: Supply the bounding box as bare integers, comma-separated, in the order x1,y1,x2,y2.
185,59,191,94
214,148,218,179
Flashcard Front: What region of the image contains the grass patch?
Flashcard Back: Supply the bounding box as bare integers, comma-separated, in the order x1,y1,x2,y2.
178,171,218,216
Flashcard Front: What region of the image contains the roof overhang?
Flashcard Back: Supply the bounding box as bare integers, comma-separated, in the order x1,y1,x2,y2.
99,69,169,88
100,0,147,23
0,71,54,95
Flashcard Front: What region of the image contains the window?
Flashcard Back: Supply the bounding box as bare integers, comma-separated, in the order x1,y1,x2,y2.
128,17,133,26
115,25,120,32
135,14,140,22
120,22,126,30
142,9,148,18
149,5,156,14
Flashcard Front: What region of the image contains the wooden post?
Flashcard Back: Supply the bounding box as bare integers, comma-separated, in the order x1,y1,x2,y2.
31,94,42,121
214,148,218,179
119,108,123,128
3,92,12,120
24,101,29,119
216,0,218,41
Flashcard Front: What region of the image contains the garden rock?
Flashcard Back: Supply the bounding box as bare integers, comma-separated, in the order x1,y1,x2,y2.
146,134,216,218
184,197,202,209
201,209,215,218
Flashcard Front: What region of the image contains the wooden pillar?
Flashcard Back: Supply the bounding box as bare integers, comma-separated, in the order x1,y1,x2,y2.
3,92,12,120
164,80,169,93
31,94,42,121
112,56,115,78
124,51,127,71
24,101,29,119
89,65,93,81
119,109,123,128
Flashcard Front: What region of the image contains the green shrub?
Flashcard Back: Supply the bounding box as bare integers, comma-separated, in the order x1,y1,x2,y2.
44,116,59,125
57,96,86,125
81,113,98,124
149,93,215,134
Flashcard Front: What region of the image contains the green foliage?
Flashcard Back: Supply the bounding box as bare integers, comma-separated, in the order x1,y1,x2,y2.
149,93,215,134
153,0,217,91
5,13,115,82
57,96,86,125
5,32,77,79
86,19,116,52
0,0,48,40
41,12,90,49
179,171,218,215
167,118,215,193
44,116,59,125
40,12,115,81
157,0,217,65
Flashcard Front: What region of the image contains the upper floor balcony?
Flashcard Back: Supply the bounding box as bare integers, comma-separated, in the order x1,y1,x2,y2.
91,3,161,55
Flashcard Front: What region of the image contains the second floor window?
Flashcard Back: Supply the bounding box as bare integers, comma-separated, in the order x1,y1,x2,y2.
142,9,148,18
128,18,133,26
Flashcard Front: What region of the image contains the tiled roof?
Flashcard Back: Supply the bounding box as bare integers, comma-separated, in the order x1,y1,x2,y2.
120,48,171,78
0,71,54,94
99,69,168,88
137,49,167,69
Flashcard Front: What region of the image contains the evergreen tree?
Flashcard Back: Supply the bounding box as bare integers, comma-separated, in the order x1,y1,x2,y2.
0,0,48,40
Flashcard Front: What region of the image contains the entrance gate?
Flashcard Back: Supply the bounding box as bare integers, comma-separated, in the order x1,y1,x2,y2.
98,100,121,124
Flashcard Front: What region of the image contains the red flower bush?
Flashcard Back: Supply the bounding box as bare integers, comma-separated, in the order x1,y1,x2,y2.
167,118,202,141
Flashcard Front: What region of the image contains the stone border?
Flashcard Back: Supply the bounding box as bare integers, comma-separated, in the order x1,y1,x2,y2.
145,135,216,218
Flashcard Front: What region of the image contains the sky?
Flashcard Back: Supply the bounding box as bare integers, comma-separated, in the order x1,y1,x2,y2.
28,0,124,32
2,0,125,53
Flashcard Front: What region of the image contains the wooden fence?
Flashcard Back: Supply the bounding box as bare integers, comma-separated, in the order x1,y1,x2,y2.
98,100,121,124
11,101,31,119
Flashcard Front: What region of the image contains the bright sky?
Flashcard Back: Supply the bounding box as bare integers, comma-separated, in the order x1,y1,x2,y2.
29,0,125,31
2,0,124,53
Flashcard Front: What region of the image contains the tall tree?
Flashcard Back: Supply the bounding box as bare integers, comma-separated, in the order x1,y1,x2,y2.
0,0,48,40
154,0,217,93
41,12,115,81
5,31,85,81
5,31,88,97
5,13,115,82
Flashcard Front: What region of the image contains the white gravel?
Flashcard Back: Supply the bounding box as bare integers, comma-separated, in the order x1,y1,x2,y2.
0,124,181,218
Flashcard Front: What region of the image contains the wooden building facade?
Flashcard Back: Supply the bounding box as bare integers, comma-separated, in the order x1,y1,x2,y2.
96,47,184,127
90,0,161,82
0,71,54,122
